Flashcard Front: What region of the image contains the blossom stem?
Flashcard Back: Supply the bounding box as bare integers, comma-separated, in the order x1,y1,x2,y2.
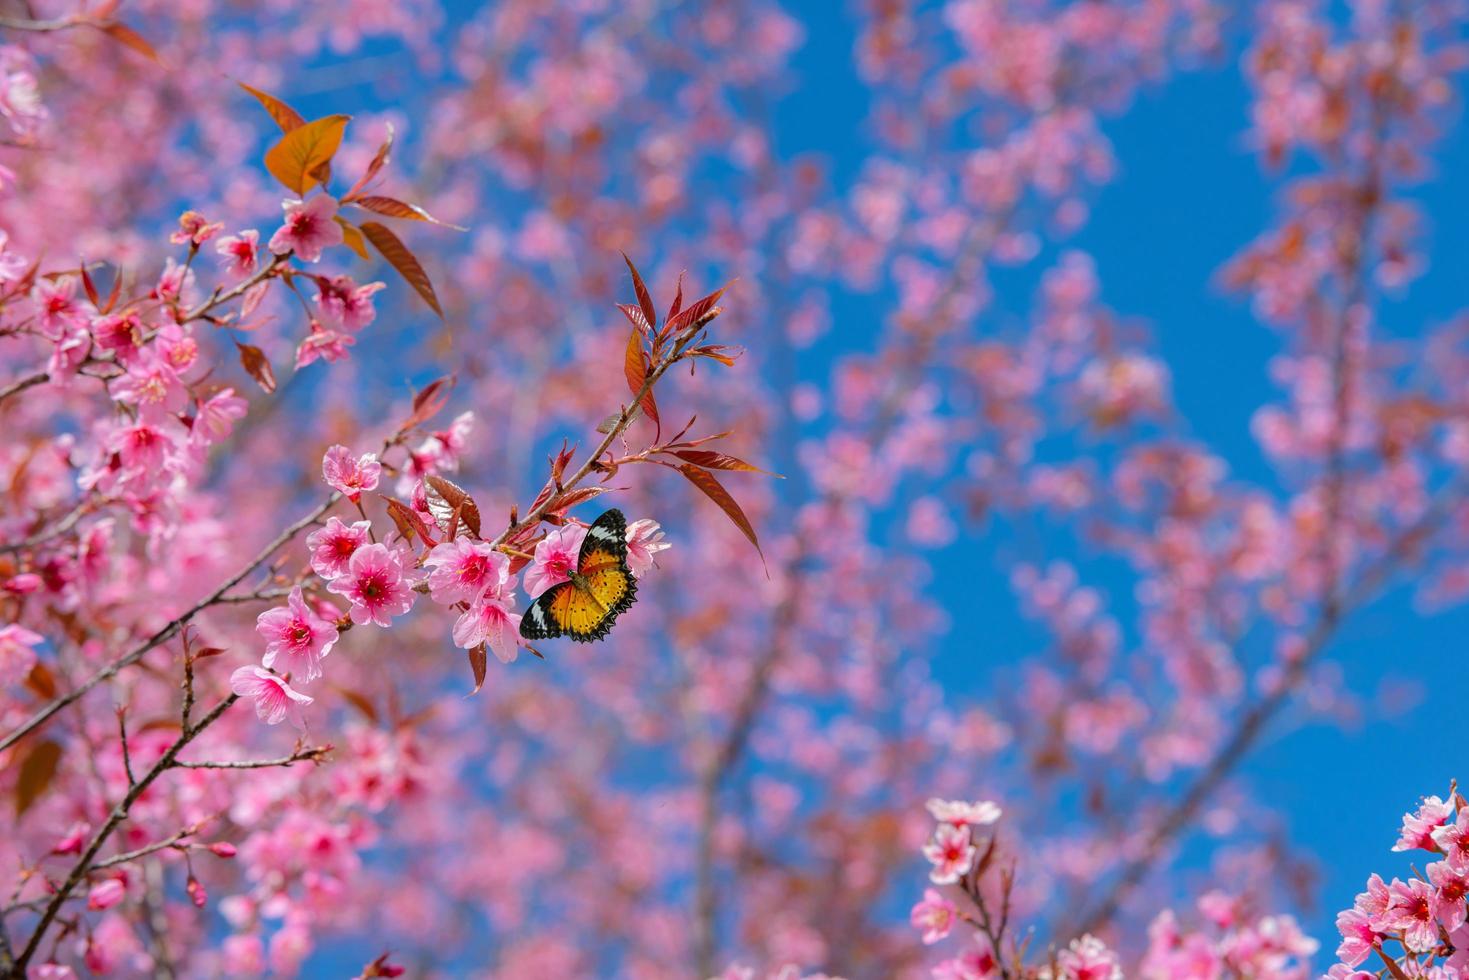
13,694,240,971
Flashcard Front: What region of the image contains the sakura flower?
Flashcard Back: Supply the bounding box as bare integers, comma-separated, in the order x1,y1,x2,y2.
90,311,144,365
31,276,86,340
424,538,512,605
0,228,27,282
1428,860,1469,930
452,594,522,664
0,623,43,686
1382,877,1440,952
625,518,670,577
190,389,248,447
296,321,356,368
524,523,588,598
1334,907,1380,968
110,350,189,421
305,517,373,580
932,939,999,980
256,586,339,683
215,229,260,281
910,888,957,944
315,274,386,331
1355,873,1392,919
321,445,382,502
926,798,1003,829
86,877,126,911
1055,935,1122,980
922,822,976,884
326,542,417,627
152,257,195,306
47,323,90,384
268,194,344,262
1393,795,1450,852
1433,808,1469,870
172,209,223,246
230,665,313,728
0,46,45,135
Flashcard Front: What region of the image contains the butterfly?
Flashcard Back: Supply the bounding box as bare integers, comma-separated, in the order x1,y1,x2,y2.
519,508,638,643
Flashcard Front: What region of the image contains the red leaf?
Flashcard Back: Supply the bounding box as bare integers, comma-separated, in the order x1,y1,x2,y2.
351,196,465,230
79,263,100,308
665,281,732,338
343,123,395,202
623,326,660,432
547,486,608,516
689,344,742,367
466,644,488,696
401,374,455,431
96,22,164,65
335,687,379,724
425,475,482,538
360,221,444,318
621,253,657,332
235,341,276,393
616,303,651,336
671,449,775,475
677,464,764,561
381,495,436,547
24,662,57,701
237,81,305,133
667,270,685,323
15,739,62,817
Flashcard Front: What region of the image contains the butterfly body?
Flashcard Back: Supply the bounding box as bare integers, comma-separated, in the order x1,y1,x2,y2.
521,509,638,643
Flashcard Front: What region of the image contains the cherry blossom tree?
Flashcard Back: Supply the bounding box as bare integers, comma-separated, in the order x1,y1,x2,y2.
3,0,1469,978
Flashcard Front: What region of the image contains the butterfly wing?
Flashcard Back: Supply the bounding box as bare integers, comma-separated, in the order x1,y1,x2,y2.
520,510,640,643
521,581,573,640
578,508,629,564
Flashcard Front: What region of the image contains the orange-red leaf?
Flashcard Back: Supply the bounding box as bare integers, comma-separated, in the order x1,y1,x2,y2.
97,22,163,65
360,221,443,318
237,81,305,133
336,687,379,724
24,662,57,701
621,253,657,331
343,124,395,202
677,464,763,561
351,196,465,230
15,739,62,817
623,326,659,431
381,495,437,546
235,341,276,393
401,374,455,431
666,282,732,337
264,115,350,196
671,449,775,475
466,644,488,696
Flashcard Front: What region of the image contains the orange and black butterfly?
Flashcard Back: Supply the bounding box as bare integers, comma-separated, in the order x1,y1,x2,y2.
520,509,638,643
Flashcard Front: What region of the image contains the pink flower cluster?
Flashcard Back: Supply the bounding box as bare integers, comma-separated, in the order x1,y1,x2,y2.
1330,788,1469,978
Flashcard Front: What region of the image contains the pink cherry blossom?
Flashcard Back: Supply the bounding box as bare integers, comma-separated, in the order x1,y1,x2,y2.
1427,860,1469,930
305,517,373,579
171,209,223,246
1056,934,1122,980
910,888,957,944
926,798,1003,829
523,523,588,598
296,321,357,367
0,623,42,686
451,595,522,664
1334,907,1380,968
321,444,382,502
1394,796,1451,852
922,822,977,885
1383,877,1441,952
215,229,260,280
230,665,313,728
255,586,339,683
314,274,386,331
268,194,344,262
86,877,125,911
326,542,416,627
423,537,512,605
624,518,670,577
1433,809,1469,870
